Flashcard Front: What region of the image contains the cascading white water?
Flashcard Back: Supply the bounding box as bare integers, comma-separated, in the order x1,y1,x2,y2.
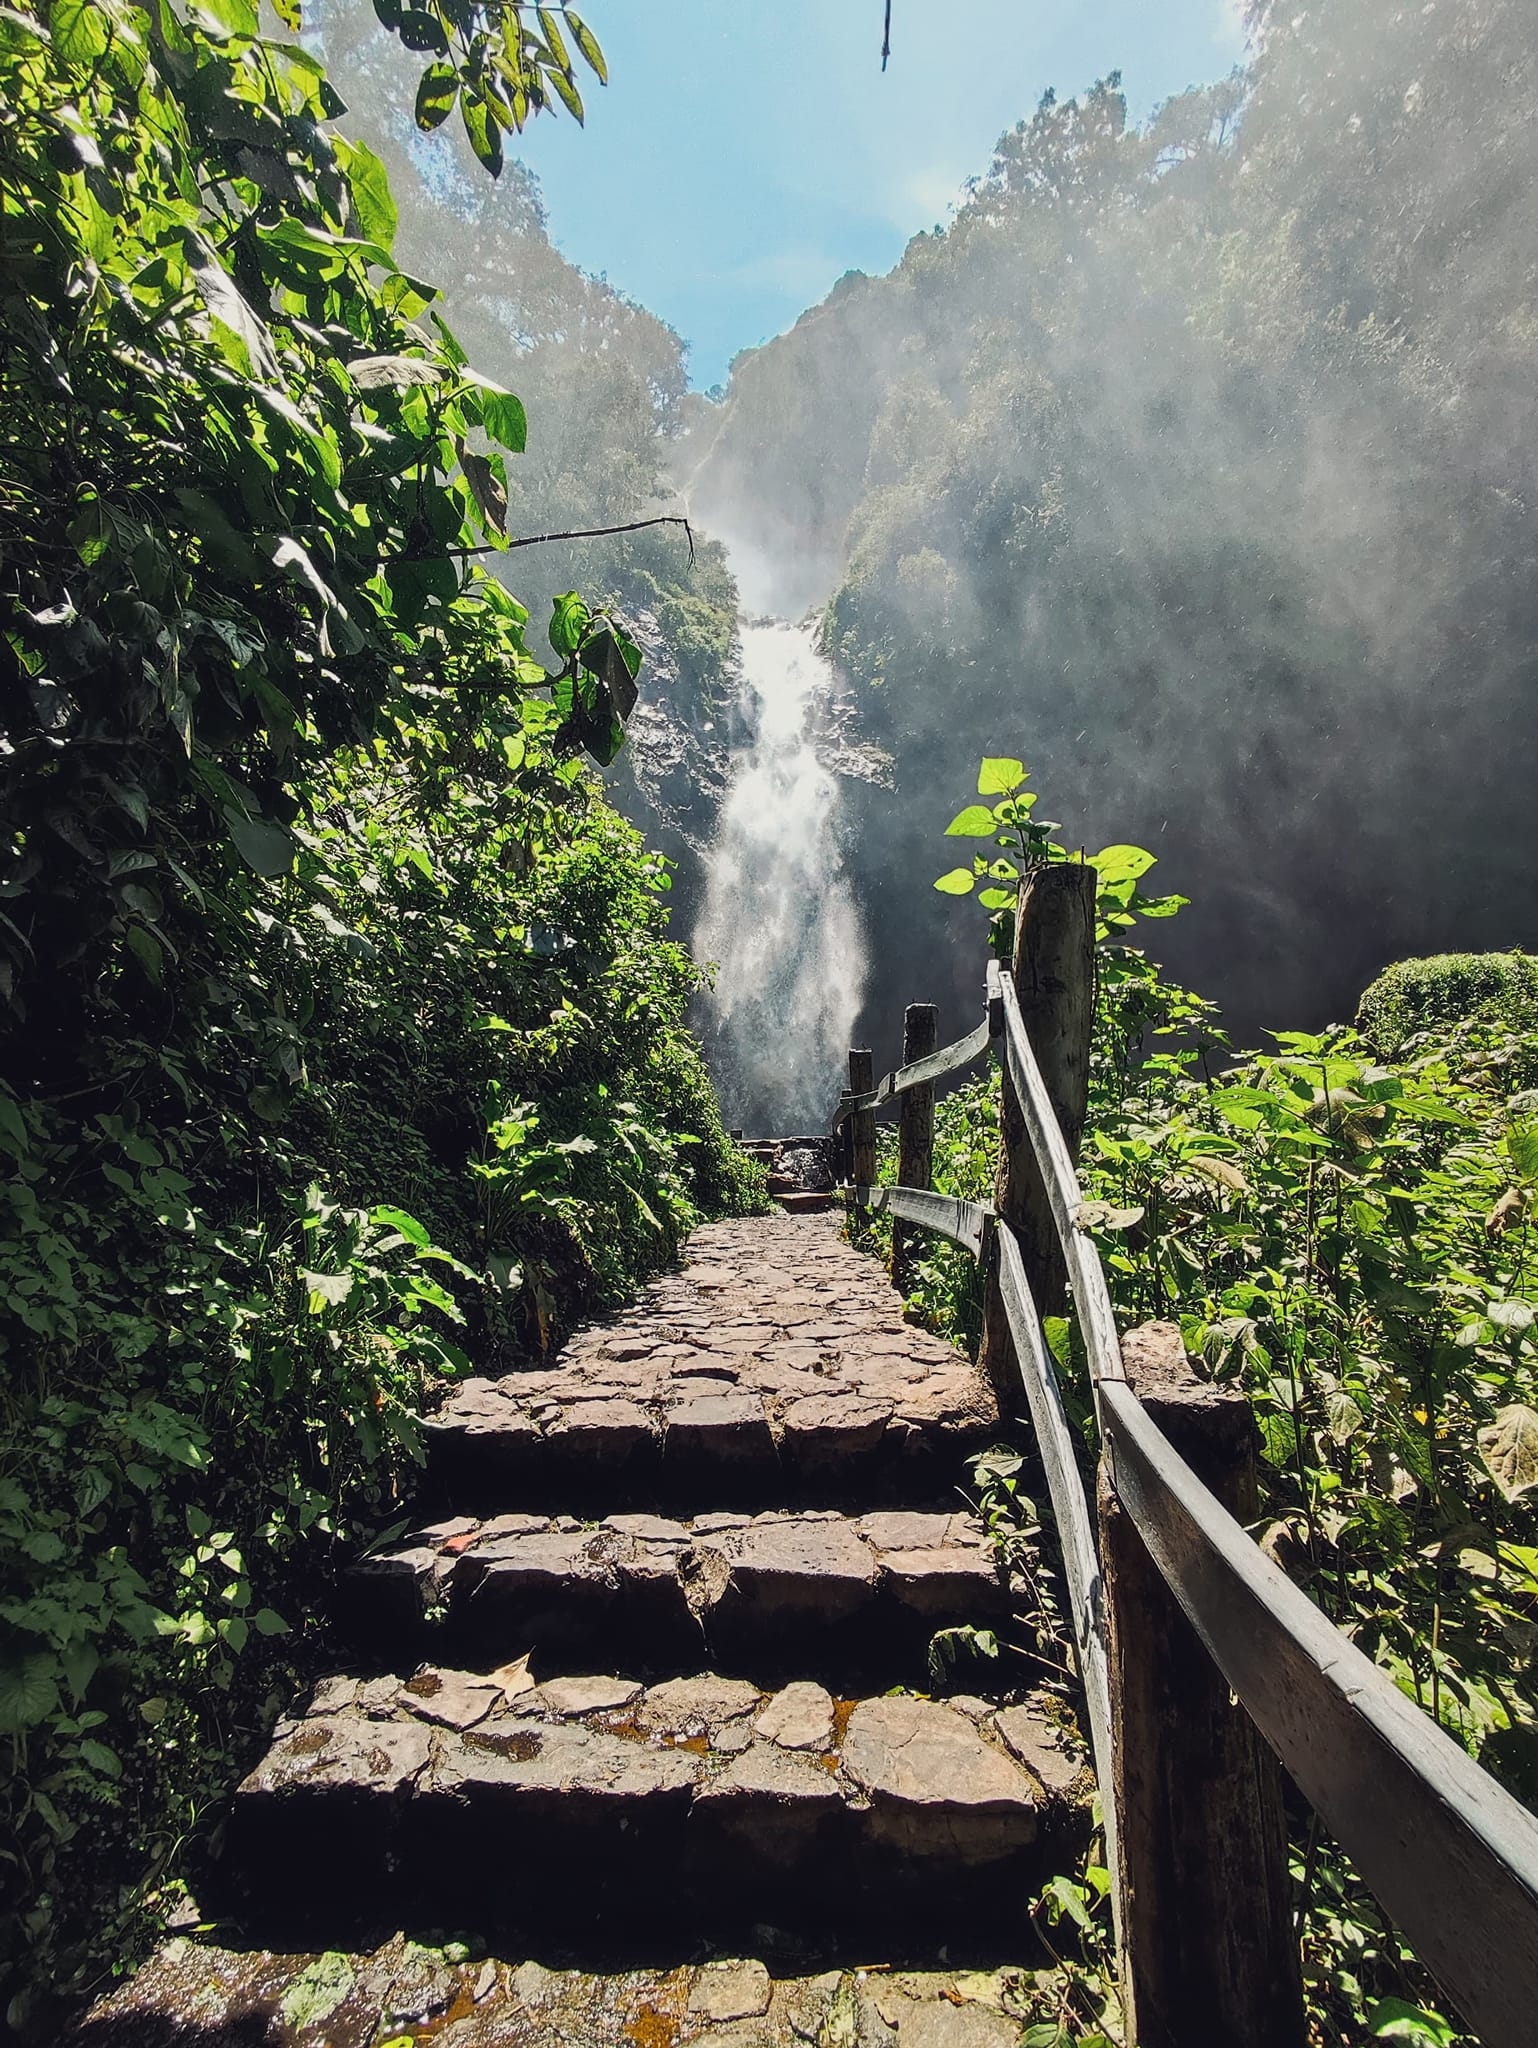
694,618,866,1134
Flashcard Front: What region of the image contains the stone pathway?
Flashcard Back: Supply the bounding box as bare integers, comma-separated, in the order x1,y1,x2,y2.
75,1215,1094,2044
74,1939,1062,2047
426,1216,996,1511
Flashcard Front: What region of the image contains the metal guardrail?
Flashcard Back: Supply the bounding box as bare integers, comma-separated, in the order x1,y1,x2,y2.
834,949,1538,2046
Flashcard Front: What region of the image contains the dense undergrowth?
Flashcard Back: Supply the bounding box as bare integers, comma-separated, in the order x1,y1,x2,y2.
883,762,1538,2045
0,0,762,2026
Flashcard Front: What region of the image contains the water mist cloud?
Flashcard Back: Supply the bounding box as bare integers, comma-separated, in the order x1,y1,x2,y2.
694,621,867,1133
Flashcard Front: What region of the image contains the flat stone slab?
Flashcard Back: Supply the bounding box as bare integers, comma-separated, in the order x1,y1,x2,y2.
70,1941,1064,2046
425,1216,997,1509
338,1507,1012,1677
842,1698,1040,1862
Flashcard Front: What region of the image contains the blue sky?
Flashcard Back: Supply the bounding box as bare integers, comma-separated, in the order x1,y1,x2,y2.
514,1,1248,390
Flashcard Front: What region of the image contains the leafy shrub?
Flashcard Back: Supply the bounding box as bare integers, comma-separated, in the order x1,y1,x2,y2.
1357,952,1538,1057
0,0,761,2024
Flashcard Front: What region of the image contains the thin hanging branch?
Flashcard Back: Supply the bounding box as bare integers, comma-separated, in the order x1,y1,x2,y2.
423,513,697,566
881,0,892,69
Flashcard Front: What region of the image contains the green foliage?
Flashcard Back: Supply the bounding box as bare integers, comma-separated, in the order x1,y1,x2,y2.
364,0,608,170
932,754,1192,952
903,764,1526,2041
0,0,754,2021
1357,953,1538,1059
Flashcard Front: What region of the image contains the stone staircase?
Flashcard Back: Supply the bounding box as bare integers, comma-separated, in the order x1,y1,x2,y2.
80,1215,1093,2044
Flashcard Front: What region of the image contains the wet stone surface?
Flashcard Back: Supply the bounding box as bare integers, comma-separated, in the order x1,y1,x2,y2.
423,1216,997,1511
69,1939,1068,2047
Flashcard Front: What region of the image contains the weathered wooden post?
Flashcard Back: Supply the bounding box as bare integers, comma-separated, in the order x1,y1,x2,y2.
892,1002,937,1290
977,862,1096,1404
848,1048,876,1204
1099,1323,1304,2048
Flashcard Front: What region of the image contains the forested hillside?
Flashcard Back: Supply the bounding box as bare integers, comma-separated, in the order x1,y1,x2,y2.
309,1,740,899
685,0,1538,1059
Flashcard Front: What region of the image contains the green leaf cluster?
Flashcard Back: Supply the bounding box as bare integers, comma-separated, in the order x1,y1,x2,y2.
0,1,758,2021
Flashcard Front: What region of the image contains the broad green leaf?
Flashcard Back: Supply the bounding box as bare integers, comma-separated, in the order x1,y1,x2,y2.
1487,1298,1536,1333
1325,1389,1364,1445
51,0,109,61
545,65,584,123
269,535,338,608
1090,843,1157,885
222,809,295,878
1367,2000,1458,2046
0,1651,59,1733
125,924,163,985
370,1205,430,1247
187,0,257,39
548,591,590,657
537,8,569,69
252,1607,290,1636
1074,1200,1145,1232
0,1091,28,1156
1508,1118,1538,1186
465,375,527,453
977,887,1014,910
460,85,504,174
977,756,1025,795
414,60,457,130
350,354,440,395
302,1269,355,1311
395,6,447,53
1478,1405,1538,1500
337,139,397,249
945,805,997,837
567,10,607,80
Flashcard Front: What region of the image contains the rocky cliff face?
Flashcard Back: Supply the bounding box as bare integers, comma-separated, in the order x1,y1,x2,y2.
605,606,738,929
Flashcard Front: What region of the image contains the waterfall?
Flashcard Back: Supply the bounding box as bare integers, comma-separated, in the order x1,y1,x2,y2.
693,618,866,1135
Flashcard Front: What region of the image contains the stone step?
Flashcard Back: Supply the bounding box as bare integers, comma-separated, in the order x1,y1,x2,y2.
774,1189,833,1214
423,1214,999,1514
339,1507,1016,1686
76,1939,1063,2045
224,1669,1091,1951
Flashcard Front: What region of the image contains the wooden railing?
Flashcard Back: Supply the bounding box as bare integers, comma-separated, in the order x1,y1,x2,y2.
828,864,1538,2048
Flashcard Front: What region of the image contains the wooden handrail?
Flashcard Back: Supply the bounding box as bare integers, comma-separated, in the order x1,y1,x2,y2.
995,969,1125,1399
995,1220,1119,1935
833,933,1538,2043
831,961,1004,1129
835,1183,992,1259
1103,1377,1538,2048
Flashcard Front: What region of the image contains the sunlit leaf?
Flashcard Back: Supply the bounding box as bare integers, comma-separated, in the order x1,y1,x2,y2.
414,59,457,129
933,868,975,895
1478,1405,1538,1501
945,805,997,837
977,756,1025,795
